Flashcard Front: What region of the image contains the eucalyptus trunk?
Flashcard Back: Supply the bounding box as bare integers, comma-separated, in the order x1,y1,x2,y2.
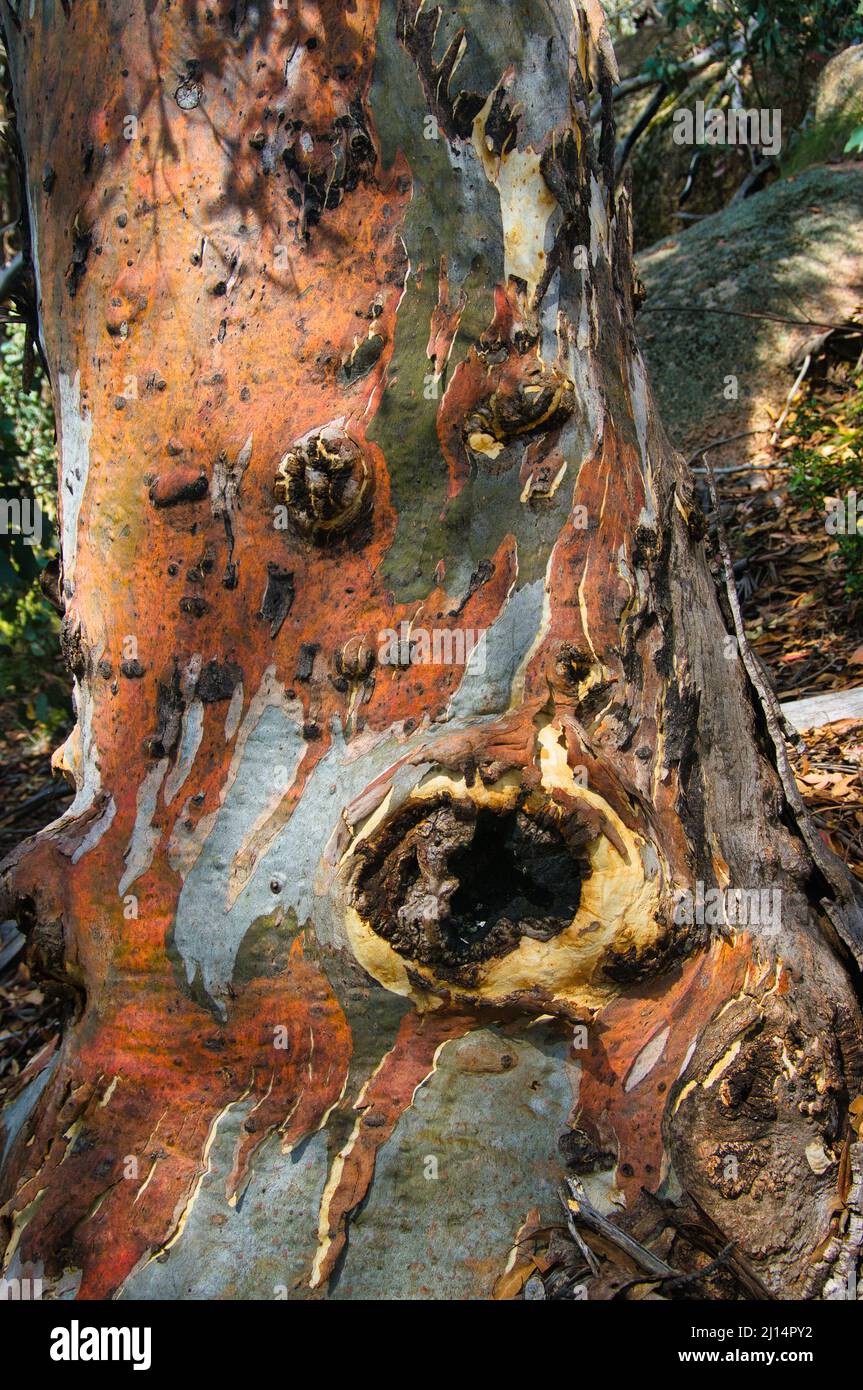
1,0,862,1302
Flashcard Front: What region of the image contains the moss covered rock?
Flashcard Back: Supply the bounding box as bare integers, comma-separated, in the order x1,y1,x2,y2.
785,45,863,174
637,165,863,457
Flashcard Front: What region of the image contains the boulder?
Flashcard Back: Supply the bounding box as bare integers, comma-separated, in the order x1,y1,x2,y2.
636,165,863,459
785,44,863,173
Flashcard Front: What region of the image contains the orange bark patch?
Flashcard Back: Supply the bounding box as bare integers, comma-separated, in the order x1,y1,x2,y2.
575,937,762,1200
2,936,350,1299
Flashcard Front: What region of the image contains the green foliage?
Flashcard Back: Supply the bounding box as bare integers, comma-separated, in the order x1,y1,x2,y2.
788,371,863,599
646,1,863,85
0,326,57,498
0,323,68,738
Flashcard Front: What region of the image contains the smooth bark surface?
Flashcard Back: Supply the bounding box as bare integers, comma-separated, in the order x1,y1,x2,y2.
1,0,862,1300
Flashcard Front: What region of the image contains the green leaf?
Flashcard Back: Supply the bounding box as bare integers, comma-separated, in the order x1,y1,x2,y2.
844,127,863,155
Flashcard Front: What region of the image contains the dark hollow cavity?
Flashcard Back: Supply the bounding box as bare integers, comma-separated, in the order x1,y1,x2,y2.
354,799,590,976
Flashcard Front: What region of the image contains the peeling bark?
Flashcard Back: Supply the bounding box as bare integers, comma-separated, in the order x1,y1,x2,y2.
1,0,862,1302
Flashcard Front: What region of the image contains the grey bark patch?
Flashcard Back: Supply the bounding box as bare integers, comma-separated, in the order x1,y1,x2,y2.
163,700,204,806
447,576,545,719
118,1118,330,1300
331,1025,572,1299
233,907,300,985
449,557,495,617
171,700,306,1006
118,759,170,897
0,1054,59,1169
116,1023,572,1300
57,371,92,593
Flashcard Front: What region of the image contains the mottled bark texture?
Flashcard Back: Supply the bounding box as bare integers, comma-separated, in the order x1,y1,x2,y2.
1,0,862,1301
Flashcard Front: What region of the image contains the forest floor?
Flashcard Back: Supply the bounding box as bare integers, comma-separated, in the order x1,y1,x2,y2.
0,724,71,1100
710,326,863,882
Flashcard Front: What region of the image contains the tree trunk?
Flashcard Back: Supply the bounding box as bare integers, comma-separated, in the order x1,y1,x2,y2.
1,0,862,1301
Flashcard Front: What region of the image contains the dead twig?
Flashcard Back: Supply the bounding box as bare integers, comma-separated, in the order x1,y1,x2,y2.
770,353,811,446
614,1241,737,1299
643,305,853,332
685,431,762,470
561,1176,676,1280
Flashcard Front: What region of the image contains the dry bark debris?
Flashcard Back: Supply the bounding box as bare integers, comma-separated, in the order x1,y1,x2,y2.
734,489,858,702
0,719,72,1099
495,1178,777,1301
709,369,863,706
0,950,64,1103
697,329,863,885
535,1129,863,1301
791,720,863,885
0,715,73,860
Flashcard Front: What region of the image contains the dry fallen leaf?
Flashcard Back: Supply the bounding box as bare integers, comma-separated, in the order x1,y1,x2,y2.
492,1262,534,1300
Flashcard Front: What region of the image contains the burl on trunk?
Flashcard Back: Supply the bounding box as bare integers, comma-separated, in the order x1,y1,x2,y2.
1,0,862,1301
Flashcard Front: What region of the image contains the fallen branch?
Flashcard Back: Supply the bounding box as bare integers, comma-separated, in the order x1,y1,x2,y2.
639,1189,776,1300
642,305,853,332
731,155,775,203
561,1176,676,1280
590,40,728,122
0,780,71,828
0,251,25,306
685,431,761,469
615,82,668,181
